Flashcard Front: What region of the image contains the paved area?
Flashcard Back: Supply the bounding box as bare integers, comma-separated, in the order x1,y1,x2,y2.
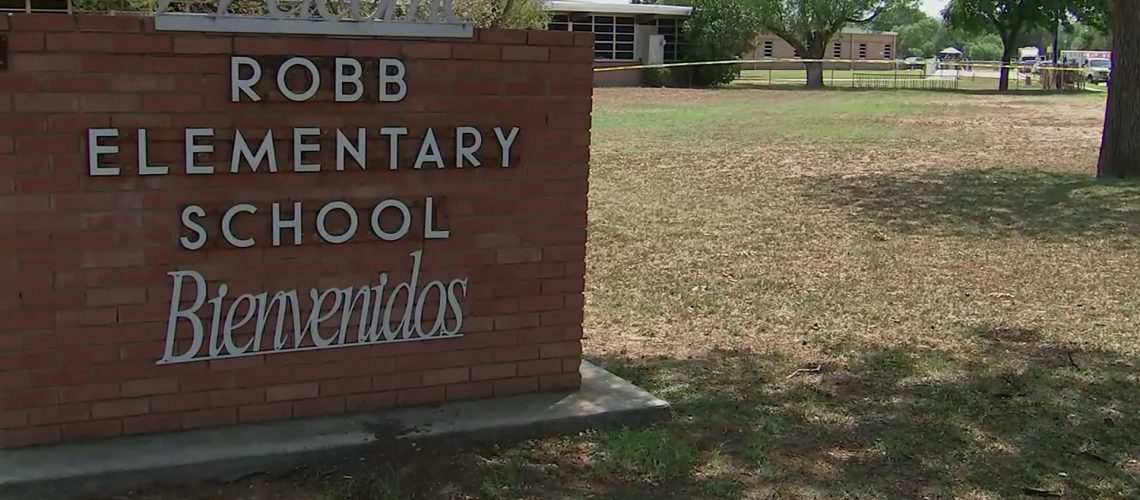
0,361,670,500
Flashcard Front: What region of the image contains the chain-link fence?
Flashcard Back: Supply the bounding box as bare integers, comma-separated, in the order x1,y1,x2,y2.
599,58,1107,93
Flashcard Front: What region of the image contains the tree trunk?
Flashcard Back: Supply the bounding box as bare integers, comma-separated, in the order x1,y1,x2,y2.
1052,18,1062,89
999,42,1017,91
1097,0,1140,177
805,62,825,89
804,42,828,89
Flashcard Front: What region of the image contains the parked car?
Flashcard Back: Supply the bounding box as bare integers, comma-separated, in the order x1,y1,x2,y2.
1085,58,1112,83
901,57,926,70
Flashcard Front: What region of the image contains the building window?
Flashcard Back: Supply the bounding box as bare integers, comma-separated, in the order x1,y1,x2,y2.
763,41,774,58
654,18,684,62
883,44,893,59
0,0,69,11
858,43,868,59
832,42,842,58
549,15,569,30
549,15,635,61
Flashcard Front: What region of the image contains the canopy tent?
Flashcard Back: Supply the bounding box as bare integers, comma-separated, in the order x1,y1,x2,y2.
939,47,964,56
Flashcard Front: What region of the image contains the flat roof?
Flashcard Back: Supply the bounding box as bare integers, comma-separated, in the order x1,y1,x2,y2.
545,0,693,16
841,27,898,36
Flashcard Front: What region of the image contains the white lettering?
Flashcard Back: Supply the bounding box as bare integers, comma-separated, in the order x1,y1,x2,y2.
231,56,262,102
361,274,389,342
223,293,259,355
424,196,449,239
379,126,407,170
494,127,519,168
185,128,215,175
157,252,470,364
160,270,207,364
370,199,412,241
88,128,120,176
413,280,447,338
336,128,367,171
338,285,373,344
265,290,301,350
307,288,344,348
414,128,444,169
207,283,229,357
231,129,277,173
137,129,168,175
293,127,321,172
335,57,364,102
277,57,321,102
221,203,257,248
179,204,208,250
316,201,358,244
455,126,481,168
384,249,421,340
443,278,468,335
379,58,407,102
272,201,303,247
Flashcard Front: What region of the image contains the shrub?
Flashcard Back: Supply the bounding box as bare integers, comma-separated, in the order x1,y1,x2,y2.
71,0,549,29
680,0,759,86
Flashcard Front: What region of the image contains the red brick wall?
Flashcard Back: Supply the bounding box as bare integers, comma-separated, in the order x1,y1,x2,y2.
0,13,593,448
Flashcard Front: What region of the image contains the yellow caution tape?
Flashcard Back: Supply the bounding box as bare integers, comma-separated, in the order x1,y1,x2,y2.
594,58,1093,73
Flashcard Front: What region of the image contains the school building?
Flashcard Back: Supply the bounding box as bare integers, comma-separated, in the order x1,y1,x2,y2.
544,1,899,85
545,0,692,86
3,0,899,86
745,27,899,70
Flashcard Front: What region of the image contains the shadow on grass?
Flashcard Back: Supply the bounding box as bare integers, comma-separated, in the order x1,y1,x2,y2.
110,337,1140,499
800,168,1140,240
589,330,1140,498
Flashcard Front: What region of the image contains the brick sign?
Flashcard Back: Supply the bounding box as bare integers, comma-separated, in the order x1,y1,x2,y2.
0,13,593,448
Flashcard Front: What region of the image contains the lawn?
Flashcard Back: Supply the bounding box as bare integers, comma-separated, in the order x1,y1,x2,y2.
115,88,1140,499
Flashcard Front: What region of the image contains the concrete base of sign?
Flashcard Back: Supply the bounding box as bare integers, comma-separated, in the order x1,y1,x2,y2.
0,361,669,499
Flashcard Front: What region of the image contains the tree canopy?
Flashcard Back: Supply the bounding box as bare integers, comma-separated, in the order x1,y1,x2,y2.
751,0,914,88
896,17,942,56
945,0,1062,90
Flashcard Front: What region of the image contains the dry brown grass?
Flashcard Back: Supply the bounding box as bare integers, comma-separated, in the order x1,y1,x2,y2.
113,88,1140,500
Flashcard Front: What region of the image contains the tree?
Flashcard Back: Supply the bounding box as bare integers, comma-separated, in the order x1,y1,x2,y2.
1096,0,1139,177
896,17,942,56
453,0,549,28
74,0,549,28
753,0,913,88
1063,21,1110,49
966,32,1005,59
943,0,1058,91
681,0,763,86
863,2,926,31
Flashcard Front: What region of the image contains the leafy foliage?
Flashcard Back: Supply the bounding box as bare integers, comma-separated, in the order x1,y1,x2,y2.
679,0,762,86
453,0,548,29
965,32,1004,59
861,2,926,31
1062,21,1110,49
944,0,1066,89
750,0,913,87
896,17,941,56
71,0,549,28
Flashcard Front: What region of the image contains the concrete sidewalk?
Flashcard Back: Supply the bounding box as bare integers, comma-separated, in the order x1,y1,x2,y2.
0,361,670,500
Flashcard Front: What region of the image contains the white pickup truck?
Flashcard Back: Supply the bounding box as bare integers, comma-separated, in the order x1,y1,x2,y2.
1060,50,1112,83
